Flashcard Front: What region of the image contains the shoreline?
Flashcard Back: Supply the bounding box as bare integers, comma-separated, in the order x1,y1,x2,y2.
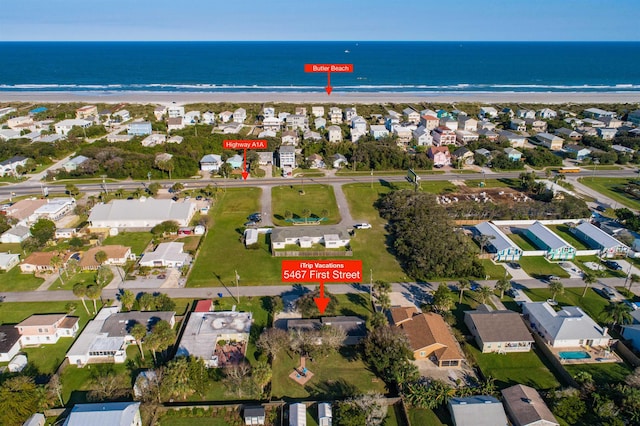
0,91,639,105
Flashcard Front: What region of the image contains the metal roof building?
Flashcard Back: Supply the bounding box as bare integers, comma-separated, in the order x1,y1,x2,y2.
88,198,197,230
524,221,576,260
473,222,522,261
573,221,628,258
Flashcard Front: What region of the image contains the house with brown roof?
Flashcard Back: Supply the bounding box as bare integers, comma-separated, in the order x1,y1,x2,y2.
464,305,533,353
391,308,464,368
16,314,79,346
501,384,559,426
20,251,72,273
79,245,131,270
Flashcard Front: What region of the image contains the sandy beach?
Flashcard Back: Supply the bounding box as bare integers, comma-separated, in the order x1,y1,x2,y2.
0,91,638,105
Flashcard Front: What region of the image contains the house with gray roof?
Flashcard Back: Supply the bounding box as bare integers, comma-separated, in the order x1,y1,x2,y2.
287,316,366,345
498,130,526,148
473,222,522,261
199,154,222,172
270,226,350,250
0,224,31,244
522,302,610,348
501,384,559,426
448,395,509,426
524,221,576,260
66,307,175,366
571,221,628,258
464,305,533,353
0,324,21,362
63,401,141,426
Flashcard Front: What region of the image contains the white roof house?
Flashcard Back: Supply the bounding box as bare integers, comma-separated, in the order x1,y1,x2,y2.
54,119,92,135
63,402,141,426
139,242,191,268
271,226,350,250
289,403,307,426
474,222,522,261
522,302,610,348
176,311,253,367
88,198,197,230
448,396,508,426
318,402,332,426
572,221,628,258
0,225,31,244
0,252,20,271
33,197,76,221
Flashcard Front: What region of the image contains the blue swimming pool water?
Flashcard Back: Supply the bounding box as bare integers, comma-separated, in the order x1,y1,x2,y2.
559,351,591,360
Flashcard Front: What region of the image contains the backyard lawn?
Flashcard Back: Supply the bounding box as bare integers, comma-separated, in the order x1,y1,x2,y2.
479,259,509,280
103,231,153,256
271,346,388,400
0,267,44,292
465,344,561,390
407,408,447,426
578,177,640,210
564,362,633,385
0,300,101,375
517,257,570,279
546,225,590,250
507,233,538,251
271,184,340,225
523,287,609,322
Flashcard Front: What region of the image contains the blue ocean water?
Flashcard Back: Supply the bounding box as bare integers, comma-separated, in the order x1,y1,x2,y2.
0,41,639,93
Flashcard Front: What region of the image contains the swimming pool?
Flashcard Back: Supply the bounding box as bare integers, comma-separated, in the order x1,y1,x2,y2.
559,351,591,360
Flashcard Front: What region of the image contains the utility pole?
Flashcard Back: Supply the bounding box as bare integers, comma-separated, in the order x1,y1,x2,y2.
370,169,373,189
369,269,373,306
235,270,240,304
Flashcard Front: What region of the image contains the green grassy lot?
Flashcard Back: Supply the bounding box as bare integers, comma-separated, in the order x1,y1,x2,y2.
342,183,412,282
187,187,281,287
384,404,404,426
271,347,388,400
271,184,340,225
0,242,23,253
103,232,153,256
479,259,509,280
574,255,625,279
49,271,96,291
175,236,201,252
523,287,609,323
464,178,521,189
465,343,561,390
564,362,633,385
408,408,447,426
508,233,538,251
418,181,458,194
0,300,101,375
578,177,640,210
546,225,590,250
336,169,444,176
0,267,44,292
517,257,570,279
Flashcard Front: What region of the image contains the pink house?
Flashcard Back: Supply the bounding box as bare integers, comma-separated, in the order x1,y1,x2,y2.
428,146,452,167
16,314,79,346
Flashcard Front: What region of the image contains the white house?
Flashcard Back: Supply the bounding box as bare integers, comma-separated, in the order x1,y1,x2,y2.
287,114,308,131
263,116,282,132
289,403,307,426
218,111,233,123
0,252,20,271
314,117,327,130
66,307,175,366
479,106,498,118
498,130,526,148
167,104,184,118
413,127,433,146
262,107,275,118
0,225,31,243
176,311,252,368
522,302,610,348
184,111,200,125
141,134,166,147
62,402,142,426
312,106,325,118
113,110,130,122
448,396,508,426
54,119,91,136
17,314,79,346
63,155,89,172
200,154,223,172
403,108,420,124
328,125,342,143
318,403,332,426
271,226,350,250
572,221,628,258
167,117,185,132
0,155,28,177
139,242,191,268
33,197,76,221
233,108,247,123
370,125,389,140
88,198,197,230
153,105,167,120
202,111,216,124
329,107,342,124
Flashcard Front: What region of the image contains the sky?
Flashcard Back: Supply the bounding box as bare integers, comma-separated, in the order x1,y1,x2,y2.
1,0,638,41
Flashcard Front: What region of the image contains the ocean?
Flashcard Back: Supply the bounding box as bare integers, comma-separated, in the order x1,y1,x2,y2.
1,41,639,94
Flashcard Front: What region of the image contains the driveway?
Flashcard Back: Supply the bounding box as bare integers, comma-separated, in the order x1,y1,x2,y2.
503,263,531,280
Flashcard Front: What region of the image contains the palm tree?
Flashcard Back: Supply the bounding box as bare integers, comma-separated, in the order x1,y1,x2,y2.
457,279,470,304
130,322,147,360
601,302,632,331
85,284,101,314
495,278,511,299
73,283,90,314
478,286,494,304
50,253,64,286
94,250,108,265
301,208,311,223
582,272,597,297
548,280,564,301
119,289,135,311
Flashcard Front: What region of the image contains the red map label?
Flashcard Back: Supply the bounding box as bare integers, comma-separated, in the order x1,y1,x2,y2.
304,64,354,73
223,140,268,150
282,260,363,282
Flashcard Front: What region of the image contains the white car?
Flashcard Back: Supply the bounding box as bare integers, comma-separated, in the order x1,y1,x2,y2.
354,223,372,229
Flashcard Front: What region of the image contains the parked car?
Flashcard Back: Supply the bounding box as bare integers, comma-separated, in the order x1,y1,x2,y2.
354,223,372,229
624,300,640,311
508,263,521,269
601,287,617,300
248,213,262,222
541,275,560,283
603,260,623,271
